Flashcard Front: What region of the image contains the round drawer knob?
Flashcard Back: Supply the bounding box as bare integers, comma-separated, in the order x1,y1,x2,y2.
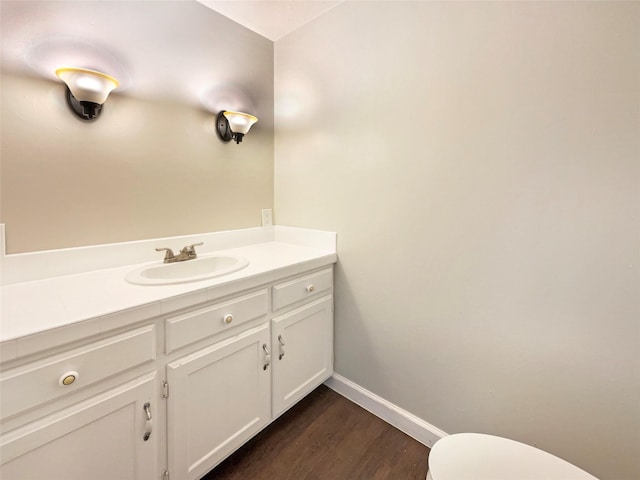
59,371,79,387
306,284,315,293
223,314,233,324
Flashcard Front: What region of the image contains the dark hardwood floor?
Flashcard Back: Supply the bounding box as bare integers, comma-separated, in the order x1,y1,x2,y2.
202,385,430,480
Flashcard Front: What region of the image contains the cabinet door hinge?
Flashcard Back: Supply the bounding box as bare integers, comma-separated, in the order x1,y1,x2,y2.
162,381,169,399
162,469,169,480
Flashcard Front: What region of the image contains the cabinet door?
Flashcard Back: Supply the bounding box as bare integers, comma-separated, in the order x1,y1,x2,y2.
272,295,333,418
0,372,158,480
167,323,271,480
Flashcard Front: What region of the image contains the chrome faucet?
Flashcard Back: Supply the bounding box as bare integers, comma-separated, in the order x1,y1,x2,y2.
155,242,203,263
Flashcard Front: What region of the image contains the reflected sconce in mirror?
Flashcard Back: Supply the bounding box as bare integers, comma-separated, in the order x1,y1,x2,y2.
55,67,119,121
216,111,258,144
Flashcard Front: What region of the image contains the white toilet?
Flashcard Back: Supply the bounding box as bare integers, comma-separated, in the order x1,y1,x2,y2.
426,433,599,480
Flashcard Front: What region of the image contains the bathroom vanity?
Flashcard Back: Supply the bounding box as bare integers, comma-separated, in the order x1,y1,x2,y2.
0,226,336,480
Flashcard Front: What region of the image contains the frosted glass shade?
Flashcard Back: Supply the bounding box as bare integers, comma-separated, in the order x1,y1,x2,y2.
55,67,119,104
223,111,258,134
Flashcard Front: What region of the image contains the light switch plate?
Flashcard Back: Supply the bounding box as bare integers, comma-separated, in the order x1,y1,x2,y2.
261,209,273,226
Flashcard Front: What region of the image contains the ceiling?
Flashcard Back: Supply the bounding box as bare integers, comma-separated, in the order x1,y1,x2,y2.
196,0,343,41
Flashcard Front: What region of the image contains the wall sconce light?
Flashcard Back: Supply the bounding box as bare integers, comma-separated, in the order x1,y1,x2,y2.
55,67,119,121
216,111,258,144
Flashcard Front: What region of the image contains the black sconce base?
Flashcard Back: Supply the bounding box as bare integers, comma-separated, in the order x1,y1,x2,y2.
65,88,102,121
216,111,233,142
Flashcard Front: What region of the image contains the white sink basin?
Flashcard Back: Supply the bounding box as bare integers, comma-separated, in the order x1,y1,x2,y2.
125,255,250,285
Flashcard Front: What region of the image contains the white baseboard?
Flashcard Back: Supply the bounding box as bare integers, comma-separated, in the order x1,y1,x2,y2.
325,373,448,448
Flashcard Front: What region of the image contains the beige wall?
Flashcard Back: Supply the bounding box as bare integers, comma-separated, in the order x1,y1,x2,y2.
0,2,274,253
275,2,640,479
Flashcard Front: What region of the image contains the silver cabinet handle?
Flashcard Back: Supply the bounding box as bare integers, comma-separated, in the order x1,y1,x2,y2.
143,402,153,441
262,344,271,370
278,335,286,360
223,314,233,324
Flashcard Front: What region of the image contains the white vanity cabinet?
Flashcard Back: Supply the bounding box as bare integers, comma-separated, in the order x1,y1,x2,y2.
0,326,159,480
164,290,271,480
0,373,158,480
0,264,334,480
272,296,333,417
163,268,333,479
166,324,271,480
271,269,334,418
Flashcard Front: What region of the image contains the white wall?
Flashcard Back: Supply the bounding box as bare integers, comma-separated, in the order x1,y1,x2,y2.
275,2,640,479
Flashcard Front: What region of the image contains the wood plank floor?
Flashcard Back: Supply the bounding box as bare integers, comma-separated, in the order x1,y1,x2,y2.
202,385,430,480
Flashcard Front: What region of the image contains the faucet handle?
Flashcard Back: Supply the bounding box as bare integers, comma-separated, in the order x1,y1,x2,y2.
155,247,175,263
184,242,203,257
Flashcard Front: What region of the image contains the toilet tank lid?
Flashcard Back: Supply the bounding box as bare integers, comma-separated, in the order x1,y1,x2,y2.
428,433,599,480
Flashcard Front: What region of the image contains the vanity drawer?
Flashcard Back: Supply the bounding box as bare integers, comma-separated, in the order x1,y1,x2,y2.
0,325,156,420
272,268,333,312
165,289,268,353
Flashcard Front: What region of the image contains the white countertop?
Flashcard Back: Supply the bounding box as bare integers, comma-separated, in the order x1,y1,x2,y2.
0,226,336,360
